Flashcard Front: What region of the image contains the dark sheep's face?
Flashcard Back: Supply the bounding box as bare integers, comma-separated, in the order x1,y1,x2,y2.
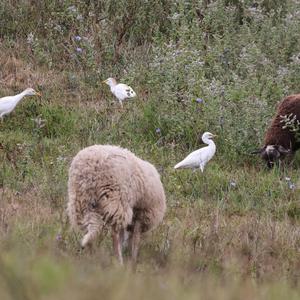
261,146,280,168
260,145,290,168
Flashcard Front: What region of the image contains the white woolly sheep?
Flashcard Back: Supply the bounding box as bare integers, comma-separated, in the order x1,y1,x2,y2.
67,145,166,265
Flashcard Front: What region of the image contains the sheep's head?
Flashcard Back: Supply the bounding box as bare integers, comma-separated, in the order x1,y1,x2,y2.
252,145,291,168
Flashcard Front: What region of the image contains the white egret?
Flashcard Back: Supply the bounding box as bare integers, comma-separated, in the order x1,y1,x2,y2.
102,77,136,106
0,88,41,119
174,132,217,172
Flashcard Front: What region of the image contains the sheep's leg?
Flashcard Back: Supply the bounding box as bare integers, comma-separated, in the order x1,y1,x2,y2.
121,230,130,249
119,228,127,247
130,221,141,264
81,223,99,249
112,230,124,265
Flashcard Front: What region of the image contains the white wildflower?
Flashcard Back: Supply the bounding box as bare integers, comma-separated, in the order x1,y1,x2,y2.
27,32,34,44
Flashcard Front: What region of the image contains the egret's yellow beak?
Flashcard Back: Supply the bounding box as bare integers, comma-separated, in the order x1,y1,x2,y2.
212,134,217,138
36,91,42,97
102,80,107,84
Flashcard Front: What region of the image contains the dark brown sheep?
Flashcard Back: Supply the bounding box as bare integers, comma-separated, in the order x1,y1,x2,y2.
253,93,300,168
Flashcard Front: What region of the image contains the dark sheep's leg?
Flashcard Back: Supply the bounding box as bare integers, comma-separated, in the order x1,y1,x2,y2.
112,230,124,265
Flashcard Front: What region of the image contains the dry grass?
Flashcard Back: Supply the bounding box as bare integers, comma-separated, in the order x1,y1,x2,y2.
1,1,300,298
1,185,299,280
0,53,51,90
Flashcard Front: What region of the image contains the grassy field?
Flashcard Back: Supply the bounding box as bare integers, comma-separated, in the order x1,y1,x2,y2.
1,1,300,299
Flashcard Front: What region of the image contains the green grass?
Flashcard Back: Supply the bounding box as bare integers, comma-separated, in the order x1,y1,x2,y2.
1,100,300,299
1,0,300,299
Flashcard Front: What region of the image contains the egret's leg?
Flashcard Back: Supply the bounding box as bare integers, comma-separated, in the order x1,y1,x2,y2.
199,164,204,172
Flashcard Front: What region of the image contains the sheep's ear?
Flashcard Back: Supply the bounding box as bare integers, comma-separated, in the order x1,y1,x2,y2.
277,145,290,155
250,148,263,155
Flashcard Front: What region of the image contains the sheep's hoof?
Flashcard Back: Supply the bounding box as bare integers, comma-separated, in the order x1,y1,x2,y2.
80,242,94,254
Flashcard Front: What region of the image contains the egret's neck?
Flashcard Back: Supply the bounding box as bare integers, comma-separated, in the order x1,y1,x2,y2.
203,137,215,147
109,83,117,92
13,90,29,104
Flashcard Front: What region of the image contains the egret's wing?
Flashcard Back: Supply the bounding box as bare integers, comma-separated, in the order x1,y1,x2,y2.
174,149,202,169
0,96,15,112
0,96,14,105
117,84,136,98
175,143,216,170
198,144,216,172
118,83,130,89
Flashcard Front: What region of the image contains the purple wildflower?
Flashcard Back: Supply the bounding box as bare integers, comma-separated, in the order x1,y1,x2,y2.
196,98,204,103
155,128,161,134
74,35,82,41
76,47,83,53
285,177,296,190
56,234,62,241
288,182,296,190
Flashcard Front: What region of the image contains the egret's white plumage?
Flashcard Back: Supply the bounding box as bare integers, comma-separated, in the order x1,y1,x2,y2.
174,132,216,172
103,77,136,106
0,88,41,119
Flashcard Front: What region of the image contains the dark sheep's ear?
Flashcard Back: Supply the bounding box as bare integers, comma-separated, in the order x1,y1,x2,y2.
277,145,290,155
250,149,263,155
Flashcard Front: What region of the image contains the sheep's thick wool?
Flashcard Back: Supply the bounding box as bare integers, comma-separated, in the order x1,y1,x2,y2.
264,94,300,150
67,145,166,261
256,94,300,168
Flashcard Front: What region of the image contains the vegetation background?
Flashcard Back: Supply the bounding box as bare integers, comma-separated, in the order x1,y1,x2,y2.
0,0,300,299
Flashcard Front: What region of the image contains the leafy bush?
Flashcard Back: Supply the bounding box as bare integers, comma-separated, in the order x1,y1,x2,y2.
1,2,300,298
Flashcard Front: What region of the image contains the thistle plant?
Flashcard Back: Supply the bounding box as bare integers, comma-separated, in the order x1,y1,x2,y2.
280,113,300,142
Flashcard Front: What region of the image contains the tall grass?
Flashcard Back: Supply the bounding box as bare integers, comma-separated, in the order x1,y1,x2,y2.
0,0,300,299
